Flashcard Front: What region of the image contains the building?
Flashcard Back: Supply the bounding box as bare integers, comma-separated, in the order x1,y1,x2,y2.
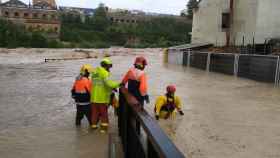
107,8,190,25
0,0,60,38
33,0,56,8
59,6,95,16
191,0,280,46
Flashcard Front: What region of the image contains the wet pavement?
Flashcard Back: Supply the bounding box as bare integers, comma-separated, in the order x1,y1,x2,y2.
1,49,280,158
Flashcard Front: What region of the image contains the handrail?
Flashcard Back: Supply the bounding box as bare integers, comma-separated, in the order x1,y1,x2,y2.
118,87,185,158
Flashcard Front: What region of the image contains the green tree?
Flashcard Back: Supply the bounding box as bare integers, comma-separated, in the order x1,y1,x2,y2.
91,3,110,32
187,0,199,19
30,32,48,48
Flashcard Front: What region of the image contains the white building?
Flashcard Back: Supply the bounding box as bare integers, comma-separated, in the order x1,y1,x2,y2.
192,0,280,46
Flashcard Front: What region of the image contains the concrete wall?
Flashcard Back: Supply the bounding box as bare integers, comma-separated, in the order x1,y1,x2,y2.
192,0,229,46
255,0,280,44
192,0,280,46
231,0,258,45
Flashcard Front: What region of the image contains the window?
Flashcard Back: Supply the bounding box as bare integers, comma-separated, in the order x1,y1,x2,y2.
14,12,19,17
4,11,9,17
24,13,29,18
120,19,124,22
42,14,47,19
126,20,130,23
222,13,230,31
33,13,38,18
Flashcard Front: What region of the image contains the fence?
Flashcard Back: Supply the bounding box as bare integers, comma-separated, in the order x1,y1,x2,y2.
167,48,280,85
118,87,185,158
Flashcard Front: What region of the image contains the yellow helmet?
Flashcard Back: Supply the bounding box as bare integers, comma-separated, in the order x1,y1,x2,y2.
101,58,113,65
80,64,94,75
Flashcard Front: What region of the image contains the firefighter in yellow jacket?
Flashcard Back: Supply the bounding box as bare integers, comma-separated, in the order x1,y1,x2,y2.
154,85,184,120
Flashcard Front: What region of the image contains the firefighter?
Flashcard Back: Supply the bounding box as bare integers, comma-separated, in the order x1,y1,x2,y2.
122,56,149,106
90,58,120,133
71,65,93,126
154,85,184,120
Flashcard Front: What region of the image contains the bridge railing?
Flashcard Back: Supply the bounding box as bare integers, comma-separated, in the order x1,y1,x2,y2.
118,87,185,158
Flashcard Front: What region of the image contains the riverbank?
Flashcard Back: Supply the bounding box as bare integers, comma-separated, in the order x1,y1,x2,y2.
0,48,163,65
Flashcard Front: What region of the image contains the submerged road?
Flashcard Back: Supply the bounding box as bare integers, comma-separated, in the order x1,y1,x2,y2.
0,49,280,158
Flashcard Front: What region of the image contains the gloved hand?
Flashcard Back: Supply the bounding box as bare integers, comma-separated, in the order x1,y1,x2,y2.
179,110,184,116
143,95,150,104
155,115,159,120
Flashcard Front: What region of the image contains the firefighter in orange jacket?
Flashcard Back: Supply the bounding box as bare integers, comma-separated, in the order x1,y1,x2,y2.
122,56,149,106
154,85,184,120
71,65,92,126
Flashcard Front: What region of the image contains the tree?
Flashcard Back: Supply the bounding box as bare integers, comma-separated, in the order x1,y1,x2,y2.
30,32,48,48
187,0,199,19
91,3,110,31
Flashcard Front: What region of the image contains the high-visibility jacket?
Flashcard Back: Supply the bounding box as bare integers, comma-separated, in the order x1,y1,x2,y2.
122,67,148,103
154,95,182,118
90,67,120,104
72,76,91,105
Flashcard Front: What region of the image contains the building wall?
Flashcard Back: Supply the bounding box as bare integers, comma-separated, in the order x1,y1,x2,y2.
255,0,280,43
0,7,60,36
192,0,229,46
33,0,56,8
192,0,280,46
231,0,258,45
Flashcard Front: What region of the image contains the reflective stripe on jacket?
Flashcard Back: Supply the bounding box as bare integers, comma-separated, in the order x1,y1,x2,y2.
90,67,120,104
154,95,182,116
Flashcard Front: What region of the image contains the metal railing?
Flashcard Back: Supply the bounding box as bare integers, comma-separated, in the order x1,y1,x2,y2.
167,49,280,86
118,87,185,158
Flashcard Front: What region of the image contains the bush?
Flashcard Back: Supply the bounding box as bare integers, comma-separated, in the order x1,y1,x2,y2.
30,32,48,48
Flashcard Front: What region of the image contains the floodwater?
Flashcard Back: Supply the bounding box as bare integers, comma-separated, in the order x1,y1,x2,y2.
1,49,280,158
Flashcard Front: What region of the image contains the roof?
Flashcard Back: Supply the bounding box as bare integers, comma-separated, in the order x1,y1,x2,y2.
0,0,28,8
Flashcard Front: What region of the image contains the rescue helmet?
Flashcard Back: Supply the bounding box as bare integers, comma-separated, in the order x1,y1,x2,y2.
101,58,113,68
80,64,94,75
166,85,176,93
134,56,147,66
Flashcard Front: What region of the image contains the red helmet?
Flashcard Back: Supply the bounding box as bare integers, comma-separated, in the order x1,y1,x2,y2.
134,57,147,66
167,85,176,93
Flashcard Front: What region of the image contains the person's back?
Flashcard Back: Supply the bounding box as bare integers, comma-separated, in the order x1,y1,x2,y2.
90,58,120,133
72,68,92,126
73,76,91,104
122,57,149,105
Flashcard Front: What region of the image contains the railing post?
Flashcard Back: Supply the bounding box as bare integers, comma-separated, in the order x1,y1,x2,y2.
234,54,239,76
187,49,191,67
118,91,129,158
206,52,211,72
147,139,159,158
275,56,280,86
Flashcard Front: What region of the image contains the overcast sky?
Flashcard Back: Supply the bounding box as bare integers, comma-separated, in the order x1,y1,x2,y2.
2,0,187,15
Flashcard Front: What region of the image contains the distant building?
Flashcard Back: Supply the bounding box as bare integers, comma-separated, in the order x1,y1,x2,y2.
107,8,191,25
59,6,95,16
0,0,60,38
192,0,280,46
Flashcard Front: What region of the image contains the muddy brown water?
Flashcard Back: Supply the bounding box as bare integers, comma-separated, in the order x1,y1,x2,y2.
1,51,280,158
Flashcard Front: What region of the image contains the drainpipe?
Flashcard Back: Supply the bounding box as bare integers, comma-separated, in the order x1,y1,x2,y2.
226,0,234,47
